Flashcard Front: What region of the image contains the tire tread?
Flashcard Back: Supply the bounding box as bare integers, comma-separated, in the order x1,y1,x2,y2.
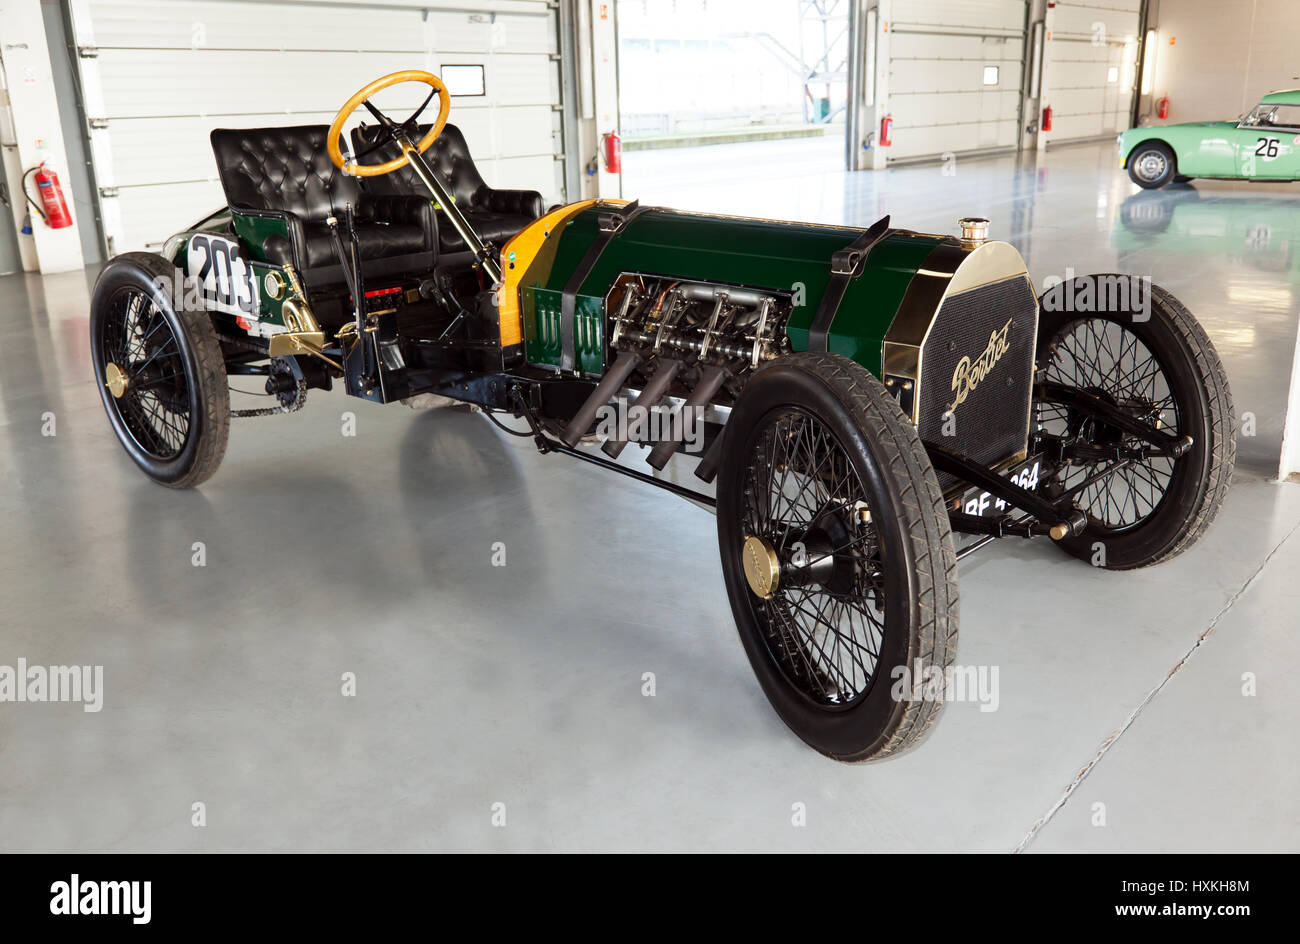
777,352,959,759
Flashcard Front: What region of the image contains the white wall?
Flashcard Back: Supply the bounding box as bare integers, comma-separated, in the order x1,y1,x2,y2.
1149,0,1300,124
0,0,86,272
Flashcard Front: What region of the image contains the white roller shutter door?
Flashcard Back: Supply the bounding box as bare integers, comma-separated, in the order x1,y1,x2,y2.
66,0,562,253
1044,1,1141,142
886,0,1028,163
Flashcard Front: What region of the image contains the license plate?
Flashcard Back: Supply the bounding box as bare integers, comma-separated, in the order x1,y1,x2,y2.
959,459,1042,517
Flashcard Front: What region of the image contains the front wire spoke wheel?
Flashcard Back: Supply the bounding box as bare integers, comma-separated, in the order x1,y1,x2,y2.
742,409,884,708
717,352,958,762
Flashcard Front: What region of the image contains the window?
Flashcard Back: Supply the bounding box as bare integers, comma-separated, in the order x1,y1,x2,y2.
982,66,999,86
1251,104,1300,129
1272,105,1300,128
441,64,485,97
1237,103,1300,129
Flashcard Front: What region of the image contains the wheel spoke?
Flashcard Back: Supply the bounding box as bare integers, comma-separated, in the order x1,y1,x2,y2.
98,288,192,461
740,407,885,708
1038,316,1179,531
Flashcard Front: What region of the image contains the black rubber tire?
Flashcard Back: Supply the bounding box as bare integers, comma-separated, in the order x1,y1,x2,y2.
90,252,230,488
716,352,958,761
1127,141,1177,189
1036,276,1235,569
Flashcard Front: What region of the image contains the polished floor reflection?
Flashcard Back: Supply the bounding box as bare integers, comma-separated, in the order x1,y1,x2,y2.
2,141,1297,851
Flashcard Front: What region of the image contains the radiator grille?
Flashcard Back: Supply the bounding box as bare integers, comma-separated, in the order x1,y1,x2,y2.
915,276,1038,492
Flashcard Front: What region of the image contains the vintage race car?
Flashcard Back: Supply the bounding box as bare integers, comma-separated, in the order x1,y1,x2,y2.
90,71,1236,761
1120,88,1300,189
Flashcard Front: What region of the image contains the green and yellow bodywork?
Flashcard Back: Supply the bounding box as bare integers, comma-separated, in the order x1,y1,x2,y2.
498,202,951,378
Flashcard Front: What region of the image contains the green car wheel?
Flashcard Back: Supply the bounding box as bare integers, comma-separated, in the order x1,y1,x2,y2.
1128,141,1177,189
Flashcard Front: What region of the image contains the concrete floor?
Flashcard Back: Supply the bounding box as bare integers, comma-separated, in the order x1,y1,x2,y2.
2,139,1298,852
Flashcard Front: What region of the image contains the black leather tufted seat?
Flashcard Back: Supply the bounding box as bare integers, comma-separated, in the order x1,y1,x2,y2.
210,125,438,278
351,123,544,253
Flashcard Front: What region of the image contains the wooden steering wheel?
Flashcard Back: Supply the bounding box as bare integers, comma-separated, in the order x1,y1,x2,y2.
327,70,451,177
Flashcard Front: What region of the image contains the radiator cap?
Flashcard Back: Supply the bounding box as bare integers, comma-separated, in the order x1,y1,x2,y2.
958,217,990,244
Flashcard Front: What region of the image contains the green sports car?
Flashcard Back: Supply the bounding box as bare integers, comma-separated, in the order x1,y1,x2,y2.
1119,89,1300,188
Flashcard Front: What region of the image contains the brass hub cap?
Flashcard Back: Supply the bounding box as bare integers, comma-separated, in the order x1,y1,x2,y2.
742,535,781,599
104,362,128,399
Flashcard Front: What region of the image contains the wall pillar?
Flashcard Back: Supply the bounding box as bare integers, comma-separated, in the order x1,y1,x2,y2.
0,0,85,272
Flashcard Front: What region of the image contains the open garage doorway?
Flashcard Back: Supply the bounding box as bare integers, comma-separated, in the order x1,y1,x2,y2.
616,0,848,213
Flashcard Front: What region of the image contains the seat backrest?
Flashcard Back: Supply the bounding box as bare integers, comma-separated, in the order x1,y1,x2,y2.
351,122,491,208
211,125,360,222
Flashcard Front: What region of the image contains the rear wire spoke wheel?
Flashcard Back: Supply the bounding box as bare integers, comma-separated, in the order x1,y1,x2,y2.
717,353,958,761
1039,320,1178,529
1036,275,1235,569
90,252,230,487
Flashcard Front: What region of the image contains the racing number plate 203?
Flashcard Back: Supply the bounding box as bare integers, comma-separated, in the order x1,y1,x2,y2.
959,458,1042,517
185,233,259,321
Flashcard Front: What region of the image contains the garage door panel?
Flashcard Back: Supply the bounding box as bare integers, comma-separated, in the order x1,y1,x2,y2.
83,0,428,51
92,49,437,120
106,103,554,192
890,33,1026,62
895,91,1021,127
104,113,336,187
1052,4,1142,40
478,154,555,197
1044,2,1139,142
1053,87,1111,112
428,10,556,56
890,120,1020,158
1051,113,1111,140
891,58,1022,95
1053,58,1122,87
470,54,555,106
72,0,563,251
1051,42,1123,67
892,0,1027,33
115,181,225,250
887,1,1027,162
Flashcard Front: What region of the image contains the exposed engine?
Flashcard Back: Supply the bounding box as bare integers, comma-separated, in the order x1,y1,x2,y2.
557,273,792,471
604,273,791,373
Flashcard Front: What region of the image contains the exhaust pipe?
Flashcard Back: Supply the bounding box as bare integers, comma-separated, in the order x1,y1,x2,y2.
601,358,683,459
560,351,642,448
645,365,727,471
692,425,727,483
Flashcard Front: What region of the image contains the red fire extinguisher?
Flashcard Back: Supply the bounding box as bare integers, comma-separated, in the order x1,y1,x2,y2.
879,115,893,147
25,162,73,230
1157,96,1170,120
1041,105,1053,132
602,131,622,174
